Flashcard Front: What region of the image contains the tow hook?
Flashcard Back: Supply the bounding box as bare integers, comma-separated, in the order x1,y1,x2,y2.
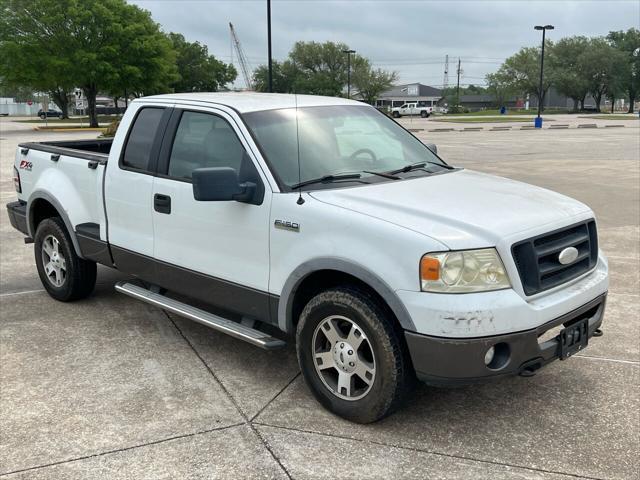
593,328,603,337
519,359,543,377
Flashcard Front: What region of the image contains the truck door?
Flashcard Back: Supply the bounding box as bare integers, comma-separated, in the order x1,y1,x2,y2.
150,106,272,321
105,105,171,262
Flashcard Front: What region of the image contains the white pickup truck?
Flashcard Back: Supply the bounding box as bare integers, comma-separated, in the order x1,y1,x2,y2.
391,102,433,118
7,93,608,423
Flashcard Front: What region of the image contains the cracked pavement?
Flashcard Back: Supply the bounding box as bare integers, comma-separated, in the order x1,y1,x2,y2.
1,117,638,479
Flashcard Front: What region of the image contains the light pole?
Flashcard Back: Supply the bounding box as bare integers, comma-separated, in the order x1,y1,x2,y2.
343,49,355,99
267,0,273,92
534,24,554,128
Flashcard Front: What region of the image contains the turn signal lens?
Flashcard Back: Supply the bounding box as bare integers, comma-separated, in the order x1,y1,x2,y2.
420,256,440,281
420,248,510,293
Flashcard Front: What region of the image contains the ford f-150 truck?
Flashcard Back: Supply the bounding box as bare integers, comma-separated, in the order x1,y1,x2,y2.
391,102,432,118
7,93,608,423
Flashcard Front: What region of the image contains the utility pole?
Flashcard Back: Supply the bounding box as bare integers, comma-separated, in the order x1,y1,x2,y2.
267,0,273,92
456,58,461,108
343,49,356,99
534,24,554,127
442,55,449,91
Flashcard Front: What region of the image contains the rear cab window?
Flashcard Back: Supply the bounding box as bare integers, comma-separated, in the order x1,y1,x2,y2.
120,107,167,173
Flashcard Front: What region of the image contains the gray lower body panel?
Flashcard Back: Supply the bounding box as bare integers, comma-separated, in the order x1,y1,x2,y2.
405,293,606,385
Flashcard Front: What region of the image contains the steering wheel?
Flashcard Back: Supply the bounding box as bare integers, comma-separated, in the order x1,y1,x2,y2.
349,148,377,163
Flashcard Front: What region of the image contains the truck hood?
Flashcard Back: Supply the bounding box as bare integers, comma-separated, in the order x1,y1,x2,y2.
309,169,592,250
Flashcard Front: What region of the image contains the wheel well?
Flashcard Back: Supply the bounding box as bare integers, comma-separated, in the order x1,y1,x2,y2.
290,269,400,332
30,198,61,233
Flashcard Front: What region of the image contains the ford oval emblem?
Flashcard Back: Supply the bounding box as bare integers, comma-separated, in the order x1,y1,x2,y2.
558,247,579,265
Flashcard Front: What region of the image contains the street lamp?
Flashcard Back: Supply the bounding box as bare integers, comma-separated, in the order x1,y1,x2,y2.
534,24,554,128
267,0,273,92
343,49,356,99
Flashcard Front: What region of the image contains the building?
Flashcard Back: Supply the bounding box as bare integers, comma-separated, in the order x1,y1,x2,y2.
458,94,521,111
375,83,443,109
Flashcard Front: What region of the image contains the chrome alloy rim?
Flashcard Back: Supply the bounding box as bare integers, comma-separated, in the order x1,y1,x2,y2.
41,235,67,287
312,315,376,401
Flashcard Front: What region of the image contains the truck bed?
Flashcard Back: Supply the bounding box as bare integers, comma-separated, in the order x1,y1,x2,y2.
15,138,112,247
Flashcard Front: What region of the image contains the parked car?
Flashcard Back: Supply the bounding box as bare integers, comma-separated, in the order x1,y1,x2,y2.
7,93,608,423
37,109,61,119
391,102,432,118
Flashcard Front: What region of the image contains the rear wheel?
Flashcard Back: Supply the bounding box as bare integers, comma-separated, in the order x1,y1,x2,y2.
34,217,97,301
296,286,413,423
420,110,429,118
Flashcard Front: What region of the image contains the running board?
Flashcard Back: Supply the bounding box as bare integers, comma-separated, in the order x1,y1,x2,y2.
115,281,286,350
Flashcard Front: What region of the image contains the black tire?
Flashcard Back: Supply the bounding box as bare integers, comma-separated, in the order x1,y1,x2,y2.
296,286,414,423
39,114,46,120
392,111,400,118
34,217,97,301
420,110,429,118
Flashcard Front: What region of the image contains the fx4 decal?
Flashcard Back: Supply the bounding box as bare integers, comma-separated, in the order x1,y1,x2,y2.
19,160,33,171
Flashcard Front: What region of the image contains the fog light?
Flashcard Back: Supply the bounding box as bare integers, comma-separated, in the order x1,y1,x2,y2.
484,346,495,366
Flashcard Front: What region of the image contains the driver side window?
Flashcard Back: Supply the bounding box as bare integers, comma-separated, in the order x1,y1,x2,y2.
168,111,246,180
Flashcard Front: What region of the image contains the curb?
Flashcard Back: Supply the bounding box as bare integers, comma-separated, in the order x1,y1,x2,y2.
422,124,627,133
34,127,107,132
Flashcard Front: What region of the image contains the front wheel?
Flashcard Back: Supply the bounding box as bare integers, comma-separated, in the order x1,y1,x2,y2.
296,287,413,423
34,217,97,301
392,111,400,118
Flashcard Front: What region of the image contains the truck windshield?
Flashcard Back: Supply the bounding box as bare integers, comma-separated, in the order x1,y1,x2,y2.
243,105,447,190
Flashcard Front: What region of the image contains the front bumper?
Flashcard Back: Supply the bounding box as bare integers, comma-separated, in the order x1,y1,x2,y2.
405,293,606,385
6,201,29,236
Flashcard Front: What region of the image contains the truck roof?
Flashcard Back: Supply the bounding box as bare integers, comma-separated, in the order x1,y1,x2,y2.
139,92,364,113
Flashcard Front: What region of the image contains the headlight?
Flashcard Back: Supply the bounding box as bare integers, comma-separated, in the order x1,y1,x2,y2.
420,248,510,293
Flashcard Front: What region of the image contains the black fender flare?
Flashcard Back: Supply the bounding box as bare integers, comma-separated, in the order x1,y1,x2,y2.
27,191,83,258
277,257,416,334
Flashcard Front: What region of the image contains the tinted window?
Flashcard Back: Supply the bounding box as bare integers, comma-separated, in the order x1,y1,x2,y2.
168,111,246,180
243,105,445,188
122,107,164,171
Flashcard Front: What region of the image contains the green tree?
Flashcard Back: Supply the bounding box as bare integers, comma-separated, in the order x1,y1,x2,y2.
252,60,298,93
579,37,628,112
497,43,555,108
0,0,77,117
549,36,590,110
607,28,640,113
0,0,177,126
168,33,236,93
252,41,396,101
485,71,516,107
351,58,398,104
287,41,350,96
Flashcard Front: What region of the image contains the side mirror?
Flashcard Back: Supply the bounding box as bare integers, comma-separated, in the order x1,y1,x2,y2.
192,167,256,203
426,143,438,155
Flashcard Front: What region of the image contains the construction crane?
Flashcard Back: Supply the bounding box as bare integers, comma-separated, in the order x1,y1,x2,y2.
229,23,253,90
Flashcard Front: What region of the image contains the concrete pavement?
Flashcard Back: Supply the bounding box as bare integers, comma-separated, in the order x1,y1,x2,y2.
0,116,638,479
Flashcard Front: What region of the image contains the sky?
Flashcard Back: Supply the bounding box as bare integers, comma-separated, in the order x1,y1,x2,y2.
130,0,640,89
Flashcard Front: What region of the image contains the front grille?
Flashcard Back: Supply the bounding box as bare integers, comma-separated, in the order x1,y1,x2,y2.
512,220,598,296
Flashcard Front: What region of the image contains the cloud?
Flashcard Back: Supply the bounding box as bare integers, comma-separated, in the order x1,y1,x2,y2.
131,0,639,88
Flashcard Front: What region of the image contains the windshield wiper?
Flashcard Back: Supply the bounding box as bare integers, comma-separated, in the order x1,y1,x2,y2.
363,170,401,180
387,160,453,176
291,173,362,189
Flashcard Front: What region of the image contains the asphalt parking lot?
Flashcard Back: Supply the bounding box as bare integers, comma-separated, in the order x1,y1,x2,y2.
1,116,638,479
